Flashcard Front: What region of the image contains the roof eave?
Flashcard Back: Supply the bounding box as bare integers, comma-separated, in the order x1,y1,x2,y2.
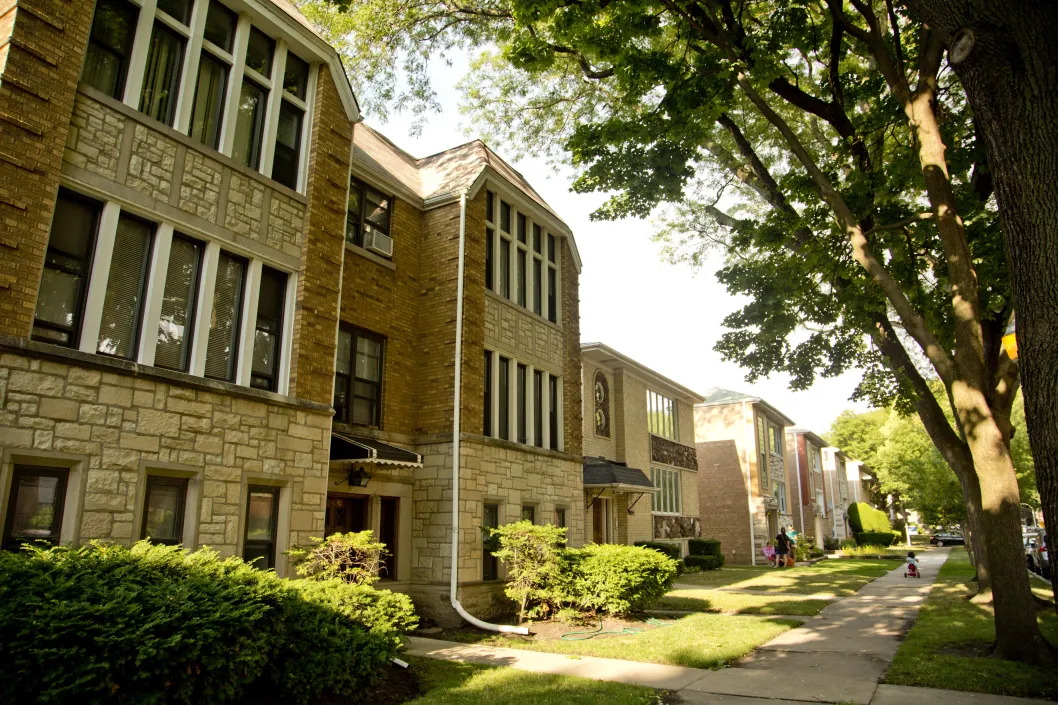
580,342,704,402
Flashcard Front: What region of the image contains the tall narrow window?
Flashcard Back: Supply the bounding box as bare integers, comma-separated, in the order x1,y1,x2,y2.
482,503,499,581
243,485,279,570
154,235,202,372
156,0,192,23
500,201,511,233
139,23,185,125
251,266,286,391
548,374,559,450
204,251,246,381
244,27,274,77
2,467,67,550
532,259,542,315
203,0,236,49
485,229,494,291
483,350,493,437
555,507,566,528
757,415,770,490
98,214,153,360
82,0,138,99
547,266,557,323
647,390,678,440
517,213,527,244
533,370,543,447
189,53,228,149
271,101,303,190
232,80,267,169
486,190,495,222
334,328,384,426
498,356,510,441
516,363,527,444
141,475,188,545
282,52,309,99
345,178,393,255
521,505,535,523
499,238,510,298
516,249,526,307
532,224,542,254
33,191,101,347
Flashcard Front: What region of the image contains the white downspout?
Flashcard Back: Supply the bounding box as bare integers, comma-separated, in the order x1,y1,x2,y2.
449,192,529,635
794,435,805,537
826,449,838,537
742,402,757,566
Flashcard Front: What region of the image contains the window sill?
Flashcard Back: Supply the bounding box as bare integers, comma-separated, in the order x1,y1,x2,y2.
344,242,396,270
76,84,309,206
474,433,576,461
0,335,331,414
484,289,563,332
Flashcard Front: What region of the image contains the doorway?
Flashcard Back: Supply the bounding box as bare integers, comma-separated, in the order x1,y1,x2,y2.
325,494,367,535
766,509,779,543
592,497,610,544
379,497,398,580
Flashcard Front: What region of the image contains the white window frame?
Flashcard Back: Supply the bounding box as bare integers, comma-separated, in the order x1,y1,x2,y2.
650,466,682,515
647,389,678,441
483,347,562,451
103,0,317,193
60,188,296,395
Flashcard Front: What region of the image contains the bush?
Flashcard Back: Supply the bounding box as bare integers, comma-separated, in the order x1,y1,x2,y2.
855,531,897,547
633,540,681,561
684,554,725,570
688,538,722,557
823,536,840,551
0,541,416,705
287,530,387,584
848,502,892,534
564,543,679,615
491,521,568,621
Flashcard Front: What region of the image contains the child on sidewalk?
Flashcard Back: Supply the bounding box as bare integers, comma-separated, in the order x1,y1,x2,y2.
904,551,920,578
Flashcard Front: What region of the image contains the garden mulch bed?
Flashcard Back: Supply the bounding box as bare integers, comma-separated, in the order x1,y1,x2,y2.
419,615,674,644
245,662,421,705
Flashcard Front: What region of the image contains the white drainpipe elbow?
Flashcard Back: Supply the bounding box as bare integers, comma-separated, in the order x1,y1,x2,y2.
449,191,529,635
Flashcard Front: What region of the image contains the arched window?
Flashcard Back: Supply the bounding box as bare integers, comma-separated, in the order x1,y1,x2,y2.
594,371,610,437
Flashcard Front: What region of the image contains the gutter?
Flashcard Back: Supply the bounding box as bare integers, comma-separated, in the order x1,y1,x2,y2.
742,401,757,566
449,192,529,635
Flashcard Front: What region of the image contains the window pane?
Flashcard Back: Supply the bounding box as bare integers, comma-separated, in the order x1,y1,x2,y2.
547,266,556,323
283,52,309,99
246,488,276,539
271,102,303,189
364,188,390,233
486,191,494,222
521,506,534,523
517,213,526,243
483,350,492,437
189,53,228,149
533,224,541,254
204,252,245,381
244,27,274,77
251,267,286,390
549,374,558,450
157,0,193,23
139,24,185,126
333,373,349,422
203,0,236,50
485,228,494,291
232,80,266,169
499,239,510,298
346,179,363,246
82,0,138,98
498,357,509,440
352,397,376,425
143,478,186,543
555,508,566,528
500,201,510,232
98,215,152,359
155,236,202,371
532,259,541,315
547,233,556,262
355,336,381,382
336,329,352,374
5,470,65,547
516,249,526,307
533,370,543,447
517,363,527,444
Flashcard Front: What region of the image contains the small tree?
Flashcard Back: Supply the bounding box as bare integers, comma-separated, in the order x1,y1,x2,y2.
288,531,387,585
490,521,566,623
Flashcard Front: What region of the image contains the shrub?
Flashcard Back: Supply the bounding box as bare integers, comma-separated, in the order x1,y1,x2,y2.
633,540,681,560
684,554,725,570
688,538,723,557
287,530,387,585
564,543,679,615
795,538,822,562
823,536,840,551
0,541,415,705
855,531,897,547
491,521,568,621
848,502,892,534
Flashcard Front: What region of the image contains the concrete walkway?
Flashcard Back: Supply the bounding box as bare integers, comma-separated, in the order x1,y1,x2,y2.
406,550,1052,704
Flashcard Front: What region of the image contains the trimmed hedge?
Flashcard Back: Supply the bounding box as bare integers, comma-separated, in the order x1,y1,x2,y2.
685,554,725,570
633,541,681,561
564,543,679,615
0,541,416,705
688,538,722,557
855,531,897,547
848,502,892,534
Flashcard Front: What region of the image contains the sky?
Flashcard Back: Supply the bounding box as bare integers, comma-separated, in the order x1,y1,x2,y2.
366,54,870,434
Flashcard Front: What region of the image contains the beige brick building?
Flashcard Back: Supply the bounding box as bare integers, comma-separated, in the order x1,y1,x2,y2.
694,390,796,565
580,343,703,554
785,428,830,544
823,446,853,540
0,0,584,625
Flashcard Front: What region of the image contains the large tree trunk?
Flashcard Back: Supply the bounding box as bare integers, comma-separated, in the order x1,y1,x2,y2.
905,0,1058,616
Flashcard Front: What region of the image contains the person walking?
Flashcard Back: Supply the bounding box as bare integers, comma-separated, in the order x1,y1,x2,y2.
775,527,792,568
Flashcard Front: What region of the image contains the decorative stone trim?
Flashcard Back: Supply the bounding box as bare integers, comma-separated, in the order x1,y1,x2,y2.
653,515,701,539
650,434,698,470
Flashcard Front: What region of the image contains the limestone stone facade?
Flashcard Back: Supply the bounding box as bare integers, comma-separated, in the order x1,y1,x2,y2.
580,343,703,552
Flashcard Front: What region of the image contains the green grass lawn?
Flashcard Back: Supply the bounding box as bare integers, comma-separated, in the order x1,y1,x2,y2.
421,612,798,670
886,550,1058,699
654,588,831,616
404,656,665,705
677,559,902,596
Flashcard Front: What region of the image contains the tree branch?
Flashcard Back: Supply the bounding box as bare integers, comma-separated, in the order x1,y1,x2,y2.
863,212,934,235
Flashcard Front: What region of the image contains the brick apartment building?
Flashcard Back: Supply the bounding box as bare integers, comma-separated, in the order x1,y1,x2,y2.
580,343,703,554
822,446,852,540
693,389,796,565
0,0,583,624
785,428,829,544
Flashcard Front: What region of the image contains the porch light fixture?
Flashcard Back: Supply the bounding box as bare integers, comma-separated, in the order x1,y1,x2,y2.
346,466,372,488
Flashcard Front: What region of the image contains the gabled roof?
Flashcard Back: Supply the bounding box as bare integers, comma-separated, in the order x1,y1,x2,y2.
789,427,829,449
580,342,704,403
350,123,581,271
696,388,796,426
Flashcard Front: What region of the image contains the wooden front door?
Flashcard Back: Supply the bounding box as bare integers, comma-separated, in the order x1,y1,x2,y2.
325,494,367,535
591,498,609,544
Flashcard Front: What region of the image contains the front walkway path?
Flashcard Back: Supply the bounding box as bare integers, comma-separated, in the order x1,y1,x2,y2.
406,550,1052,704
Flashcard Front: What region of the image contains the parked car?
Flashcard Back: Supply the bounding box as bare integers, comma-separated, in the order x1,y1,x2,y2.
929,532,965,546
1027,533,1050,579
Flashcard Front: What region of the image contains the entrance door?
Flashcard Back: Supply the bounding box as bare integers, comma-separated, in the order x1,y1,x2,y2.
325,494,367,535
592,498,610,544
379,497,398,580
766,509,779,543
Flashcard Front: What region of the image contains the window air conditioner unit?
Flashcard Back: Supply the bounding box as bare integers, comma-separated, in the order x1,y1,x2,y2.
364,230,394,258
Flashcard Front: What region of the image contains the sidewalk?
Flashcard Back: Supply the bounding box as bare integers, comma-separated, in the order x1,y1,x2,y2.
406,550,1053,704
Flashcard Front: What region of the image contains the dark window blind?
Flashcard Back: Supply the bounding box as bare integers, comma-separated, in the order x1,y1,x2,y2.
155,235,202,371
97,214,153,359
204,252,245,380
